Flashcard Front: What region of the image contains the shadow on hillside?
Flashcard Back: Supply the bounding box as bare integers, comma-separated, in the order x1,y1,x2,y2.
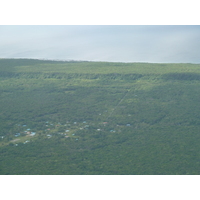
162,73,200,81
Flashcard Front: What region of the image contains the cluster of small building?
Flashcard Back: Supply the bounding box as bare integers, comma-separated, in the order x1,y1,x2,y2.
15,130,36,137
12,120,132,145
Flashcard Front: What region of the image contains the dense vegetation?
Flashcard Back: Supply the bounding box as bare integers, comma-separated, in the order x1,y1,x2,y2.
1,58,200,174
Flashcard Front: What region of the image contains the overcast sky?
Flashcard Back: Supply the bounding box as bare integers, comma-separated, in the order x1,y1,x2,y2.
0,25,200,63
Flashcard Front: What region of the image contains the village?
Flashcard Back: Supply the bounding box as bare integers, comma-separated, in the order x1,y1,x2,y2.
0,118,134,147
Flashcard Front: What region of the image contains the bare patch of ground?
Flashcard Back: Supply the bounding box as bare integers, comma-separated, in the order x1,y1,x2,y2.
11,139,20,142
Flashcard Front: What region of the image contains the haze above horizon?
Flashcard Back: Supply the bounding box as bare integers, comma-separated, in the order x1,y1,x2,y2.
1,25,200,63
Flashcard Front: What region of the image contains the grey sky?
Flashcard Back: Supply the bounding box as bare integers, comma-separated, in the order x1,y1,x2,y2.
0,25,200,63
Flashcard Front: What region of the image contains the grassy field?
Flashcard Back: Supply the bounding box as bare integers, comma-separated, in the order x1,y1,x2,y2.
1,59,200,174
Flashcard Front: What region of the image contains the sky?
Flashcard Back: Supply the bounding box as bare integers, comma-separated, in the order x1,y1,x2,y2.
0,25,200,63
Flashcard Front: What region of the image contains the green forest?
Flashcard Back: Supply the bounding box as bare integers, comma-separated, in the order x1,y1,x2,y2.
1,58,200,174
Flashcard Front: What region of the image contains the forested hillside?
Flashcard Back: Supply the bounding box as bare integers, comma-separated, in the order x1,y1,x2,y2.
1,59,200,174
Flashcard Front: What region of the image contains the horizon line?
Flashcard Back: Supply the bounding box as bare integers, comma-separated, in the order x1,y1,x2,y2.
0,57,199,64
